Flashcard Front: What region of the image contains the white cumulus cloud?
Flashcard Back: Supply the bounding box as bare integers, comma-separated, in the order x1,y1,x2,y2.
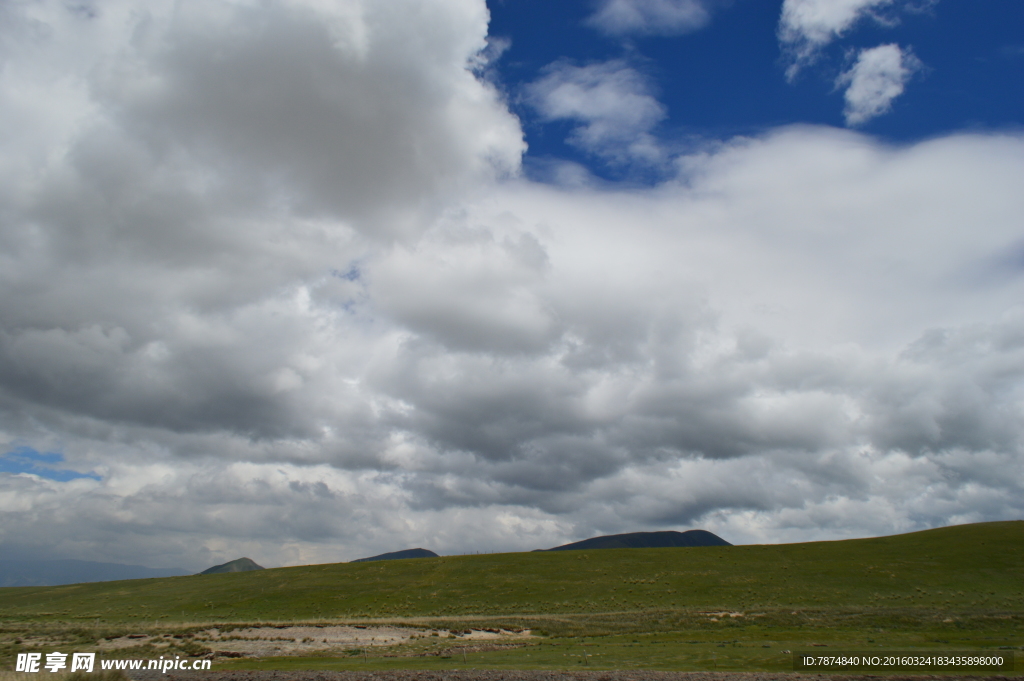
1,0,1022,571
837,43,922,125
5,124,1024,568
525,60,666,164
779,0,904,78
586,0,716,36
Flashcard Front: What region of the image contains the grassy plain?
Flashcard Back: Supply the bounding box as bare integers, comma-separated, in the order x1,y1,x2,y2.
1,520,1022,672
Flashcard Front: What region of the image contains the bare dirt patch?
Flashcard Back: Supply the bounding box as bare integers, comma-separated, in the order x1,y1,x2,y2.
102,627,533,659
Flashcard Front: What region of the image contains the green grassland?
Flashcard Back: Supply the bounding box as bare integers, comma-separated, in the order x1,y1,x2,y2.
2,520,1022,672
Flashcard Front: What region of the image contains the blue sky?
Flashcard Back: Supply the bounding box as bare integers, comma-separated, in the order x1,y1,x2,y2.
0,447,100,483
488,0,1023,179
0,0,1022,571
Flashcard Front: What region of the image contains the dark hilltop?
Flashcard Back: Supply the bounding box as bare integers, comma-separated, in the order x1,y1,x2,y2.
351,548,439,563
199,557,265,574
540,530,731,552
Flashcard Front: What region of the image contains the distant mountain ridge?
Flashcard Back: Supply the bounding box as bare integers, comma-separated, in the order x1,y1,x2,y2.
351,548,438,563
199,557,265,574
540,530,731,552
0,559,188,587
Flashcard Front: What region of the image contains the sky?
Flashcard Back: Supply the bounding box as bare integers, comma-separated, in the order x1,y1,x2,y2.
0,0,1022,572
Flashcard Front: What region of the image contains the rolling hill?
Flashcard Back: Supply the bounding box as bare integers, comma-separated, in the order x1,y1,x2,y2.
0,520,1020,626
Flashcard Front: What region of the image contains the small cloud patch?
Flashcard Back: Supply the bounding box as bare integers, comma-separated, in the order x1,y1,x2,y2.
779,0,901,79
525,60,666,165
586,0,715,37
837,44,922,126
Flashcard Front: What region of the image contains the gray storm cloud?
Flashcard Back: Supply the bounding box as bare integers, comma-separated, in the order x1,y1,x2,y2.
0,0,1022,570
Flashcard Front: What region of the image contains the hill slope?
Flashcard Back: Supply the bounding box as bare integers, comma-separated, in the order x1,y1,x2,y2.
0,559,188,587
351,548,438,563
0,521,1020,625
542,530,731,551
199,557,265,575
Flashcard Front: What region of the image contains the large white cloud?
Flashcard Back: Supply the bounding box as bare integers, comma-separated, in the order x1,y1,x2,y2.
1,0,1022,570
0,0,523,438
